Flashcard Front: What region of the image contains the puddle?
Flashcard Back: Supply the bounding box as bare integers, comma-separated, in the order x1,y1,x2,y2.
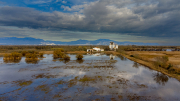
0,53,180,101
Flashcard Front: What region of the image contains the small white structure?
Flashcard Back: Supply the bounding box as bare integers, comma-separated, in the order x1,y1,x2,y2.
87,49,93,52
100,49,104,51
87,47,104,52
109,42,118,50
93,47,101,51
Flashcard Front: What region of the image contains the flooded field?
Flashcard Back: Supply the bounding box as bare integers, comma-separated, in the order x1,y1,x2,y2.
0,53,180,101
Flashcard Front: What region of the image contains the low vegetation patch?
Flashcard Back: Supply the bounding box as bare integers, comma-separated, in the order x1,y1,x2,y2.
76,54,83,60
63,54,70,60
51,48,64,52
154,56,169,68
21,51,28,56
3,52,22,61
53,49,65,59
79,76,95,82
39,53,44,58
25,53,39,63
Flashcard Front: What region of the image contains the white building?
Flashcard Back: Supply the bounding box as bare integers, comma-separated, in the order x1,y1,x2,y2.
109,42,118,50
87,49,93,52
87,47,104,52
93,47,101,51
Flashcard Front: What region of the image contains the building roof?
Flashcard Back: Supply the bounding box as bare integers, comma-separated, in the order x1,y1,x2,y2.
110,42,114,45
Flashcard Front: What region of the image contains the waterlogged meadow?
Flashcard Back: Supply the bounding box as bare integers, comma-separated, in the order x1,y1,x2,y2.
0,53,180,101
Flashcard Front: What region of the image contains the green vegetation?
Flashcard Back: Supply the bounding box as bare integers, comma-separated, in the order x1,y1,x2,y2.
76,54,83,60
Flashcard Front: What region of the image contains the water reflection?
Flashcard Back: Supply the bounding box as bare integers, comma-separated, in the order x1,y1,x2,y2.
76,60,84,64
132,62,139,68
117,55,127,61
63,59,70,64
110,54,116,60
153,72,169,86
3,59,21,64
87,53,102,56
25,60,39,64
0,54,180,101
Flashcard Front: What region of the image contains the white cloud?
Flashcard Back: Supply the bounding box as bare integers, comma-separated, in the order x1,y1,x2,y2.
1,0,180,42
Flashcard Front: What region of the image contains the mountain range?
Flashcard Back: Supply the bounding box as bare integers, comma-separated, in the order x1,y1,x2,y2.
0,37,159,45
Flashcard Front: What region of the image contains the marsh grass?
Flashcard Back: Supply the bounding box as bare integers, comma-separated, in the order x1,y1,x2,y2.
3,52,22,63
16,80,33,87
21,51,28,56
79,75,95,82
25,53,39,64
130,54,143,60
76,54,83,60
154,56,169,68
53,49,65,59
63,55,70,60
51,48,64,52
39,53,44,58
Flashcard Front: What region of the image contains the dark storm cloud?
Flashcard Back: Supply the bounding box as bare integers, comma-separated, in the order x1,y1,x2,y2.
0,0,180,37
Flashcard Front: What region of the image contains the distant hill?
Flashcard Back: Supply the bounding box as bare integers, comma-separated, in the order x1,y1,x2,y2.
0,37,159,45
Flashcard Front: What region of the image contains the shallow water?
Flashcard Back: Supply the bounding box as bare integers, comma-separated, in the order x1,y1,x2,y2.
0,53,180,101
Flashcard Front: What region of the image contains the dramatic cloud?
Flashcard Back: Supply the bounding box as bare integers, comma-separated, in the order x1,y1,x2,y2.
0,0,180,44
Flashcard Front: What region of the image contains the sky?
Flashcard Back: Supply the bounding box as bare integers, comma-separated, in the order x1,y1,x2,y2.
0,0,180,45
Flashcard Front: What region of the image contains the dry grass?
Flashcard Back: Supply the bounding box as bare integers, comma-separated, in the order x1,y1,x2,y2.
39,51,53,54
119,51,180,81
126,51,180,68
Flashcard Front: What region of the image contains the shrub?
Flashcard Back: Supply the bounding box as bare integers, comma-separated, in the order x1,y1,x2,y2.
25,53,38,60
3,52,22,60
3,52,22,63
76,54,83,60
130,55,134,57
63,55,70,60
53,49,65,59
154,56,169,68
39,53,44,58
21,51,28,56
167,63,173,69
25,53,39,64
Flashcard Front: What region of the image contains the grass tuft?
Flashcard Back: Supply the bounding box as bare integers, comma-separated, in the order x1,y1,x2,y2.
76,54,83,60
